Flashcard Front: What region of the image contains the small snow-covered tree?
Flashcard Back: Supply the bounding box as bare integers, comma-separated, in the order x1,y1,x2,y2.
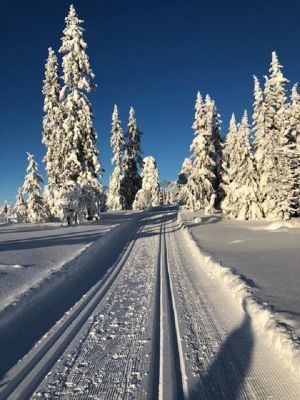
133,156,161,210
123,107,142,209
222,112,263,220
177,157,192,206
59,4,103,220
23,153,48,223
107,105,126,210
186,92,217,211
15,187,27,223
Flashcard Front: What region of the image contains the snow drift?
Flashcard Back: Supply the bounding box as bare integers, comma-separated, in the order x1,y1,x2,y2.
178,212,300,375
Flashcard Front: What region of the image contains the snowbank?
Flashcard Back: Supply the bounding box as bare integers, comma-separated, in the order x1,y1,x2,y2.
178,212,300,375
263,220,300,231
0,213,144,330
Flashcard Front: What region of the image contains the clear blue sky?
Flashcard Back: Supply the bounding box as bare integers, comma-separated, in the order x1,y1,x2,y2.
0,0,299,204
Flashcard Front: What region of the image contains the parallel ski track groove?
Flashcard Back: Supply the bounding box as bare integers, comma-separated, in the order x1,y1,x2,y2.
158,211,188,400
0,216,149,400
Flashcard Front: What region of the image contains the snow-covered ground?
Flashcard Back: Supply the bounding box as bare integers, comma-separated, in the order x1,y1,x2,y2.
0,212,139,313
0,208,299,399
180,210,300,336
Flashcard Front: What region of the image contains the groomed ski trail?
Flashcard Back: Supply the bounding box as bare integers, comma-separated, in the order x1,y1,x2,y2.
0,208,299,399
164,209,300,399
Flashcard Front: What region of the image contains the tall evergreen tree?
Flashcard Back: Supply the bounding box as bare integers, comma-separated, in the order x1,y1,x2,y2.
205,94,223,202
123,107,142,209
59,4,103,219
222,112,263,219
254,52,292,219
42,47,62,215
107,105,126,210
23,153,48,223
133,156,161,210
286,84,300,215
186,92,217,211
221,114,238,199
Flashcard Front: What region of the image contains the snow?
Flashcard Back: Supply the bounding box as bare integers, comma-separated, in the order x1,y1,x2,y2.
179,209,300,372
0,208,299,399
0,212,137,314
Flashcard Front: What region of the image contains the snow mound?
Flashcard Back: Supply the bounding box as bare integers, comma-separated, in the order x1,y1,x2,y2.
0,264,24,269
265,220,300,231
193,217,202,224
178,212,300,376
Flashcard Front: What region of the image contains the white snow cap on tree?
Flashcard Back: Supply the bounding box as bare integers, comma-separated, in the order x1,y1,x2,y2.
222,111,263,220
186,91,218,211
22,153,48,223
58,4,103,219
133,156,161,210
107,105,126,210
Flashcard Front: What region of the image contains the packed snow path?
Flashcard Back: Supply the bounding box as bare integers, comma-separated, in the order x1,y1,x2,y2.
0,208,299,399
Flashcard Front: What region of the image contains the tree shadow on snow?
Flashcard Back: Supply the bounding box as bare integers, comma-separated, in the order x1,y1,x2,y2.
0,232,108,253
190,304,254,400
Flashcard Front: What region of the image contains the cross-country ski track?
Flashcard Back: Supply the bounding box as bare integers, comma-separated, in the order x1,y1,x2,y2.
0,208,299,399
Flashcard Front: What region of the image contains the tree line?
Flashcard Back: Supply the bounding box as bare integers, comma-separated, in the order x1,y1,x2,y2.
176,52,299,220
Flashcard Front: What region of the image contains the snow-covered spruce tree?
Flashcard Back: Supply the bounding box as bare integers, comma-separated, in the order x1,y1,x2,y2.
221,114,238,185
42,47,62,216
254,52,292,219
177,157,192,206
58,4,103,220
285,84,300,215
133,156,161,210
107,105,126,210
22,153,49,223
123,107,142,209
15,187,27,223
186,92,217,212
221,111,263,220
205,94,223,203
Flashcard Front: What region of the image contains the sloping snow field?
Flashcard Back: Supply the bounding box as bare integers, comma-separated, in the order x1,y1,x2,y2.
180,210,300,336
0,212,138,313
0,208,299,399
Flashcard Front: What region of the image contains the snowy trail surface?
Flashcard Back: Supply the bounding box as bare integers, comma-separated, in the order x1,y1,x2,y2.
0,208,299,399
